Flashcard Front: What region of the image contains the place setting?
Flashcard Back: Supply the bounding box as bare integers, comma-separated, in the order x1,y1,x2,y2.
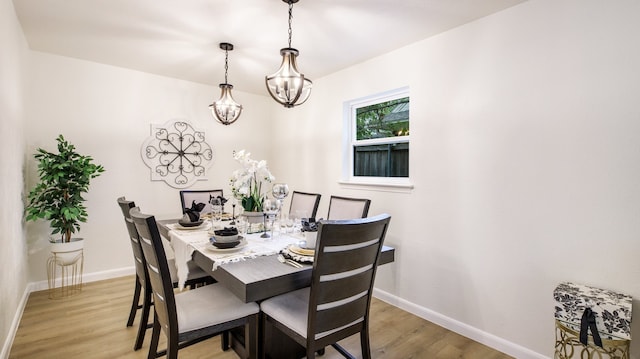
168,218,210,232
279,217,318,266
280,243,314,265
208,227,247,252
167,201,211,232
192,227,264,270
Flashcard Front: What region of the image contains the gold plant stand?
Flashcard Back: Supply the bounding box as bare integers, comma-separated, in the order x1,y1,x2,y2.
47,248,84,299
554,320,630,359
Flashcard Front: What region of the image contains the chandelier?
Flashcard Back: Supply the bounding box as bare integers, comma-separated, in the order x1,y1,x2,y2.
265,0,312,108
210,42,242,125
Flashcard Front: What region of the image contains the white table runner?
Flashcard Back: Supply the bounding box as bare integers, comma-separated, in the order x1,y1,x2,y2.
167,222,302,289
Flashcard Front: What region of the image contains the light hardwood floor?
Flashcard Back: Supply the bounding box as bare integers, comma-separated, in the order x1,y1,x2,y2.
10,276,513,358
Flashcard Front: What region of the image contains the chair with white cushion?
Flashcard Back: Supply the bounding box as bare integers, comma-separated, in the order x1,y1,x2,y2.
260,214,391,359
179,189,224,214
288,191,322,219
130,207,259,359
117,197,213,351
326,195,371,220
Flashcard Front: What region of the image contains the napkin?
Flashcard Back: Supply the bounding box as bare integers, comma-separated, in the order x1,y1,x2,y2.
301,218,321,232
184,200,206,222
214,227,238,236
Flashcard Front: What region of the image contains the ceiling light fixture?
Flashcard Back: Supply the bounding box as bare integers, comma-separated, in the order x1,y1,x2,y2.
210,42,242,125
265,0,312,108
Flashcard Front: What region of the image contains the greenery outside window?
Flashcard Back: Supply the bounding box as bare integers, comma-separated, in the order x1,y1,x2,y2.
342,87,411,189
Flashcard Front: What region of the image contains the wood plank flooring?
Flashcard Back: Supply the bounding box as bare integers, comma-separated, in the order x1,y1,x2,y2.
10,276,513,358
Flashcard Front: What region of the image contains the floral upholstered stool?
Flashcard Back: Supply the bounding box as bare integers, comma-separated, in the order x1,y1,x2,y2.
553,282,632,359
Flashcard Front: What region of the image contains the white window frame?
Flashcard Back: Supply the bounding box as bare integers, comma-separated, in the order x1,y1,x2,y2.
340,86,413,190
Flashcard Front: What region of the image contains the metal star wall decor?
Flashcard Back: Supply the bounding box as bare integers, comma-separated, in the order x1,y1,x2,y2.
141,120,214,188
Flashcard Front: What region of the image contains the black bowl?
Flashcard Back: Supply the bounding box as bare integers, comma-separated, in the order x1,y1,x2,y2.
210,238,240,249
178,219,204,227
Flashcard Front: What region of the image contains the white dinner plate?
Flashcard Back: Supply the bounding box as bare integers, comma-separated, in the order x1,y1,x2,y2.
206,237,248,252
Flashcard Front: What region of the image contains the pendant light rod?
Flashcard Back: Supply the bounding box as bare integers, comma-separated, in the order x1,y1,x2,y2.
287,1,293,48
220,42,233,84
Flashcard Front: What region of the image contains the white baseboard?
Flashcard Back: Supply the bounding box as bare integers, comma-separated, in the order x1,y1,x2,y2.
1,266,135,359
27,266,135,292
373,288,549,359
1,284,31,359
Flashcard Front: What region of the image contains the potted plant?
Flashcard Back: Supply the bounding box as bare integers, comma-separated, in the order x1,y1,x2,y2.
229,149,274,223
25,135,105,251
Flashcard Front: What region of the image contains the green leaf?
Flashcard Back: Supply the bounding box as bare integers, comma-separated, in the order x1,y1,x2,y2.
24,134,105,241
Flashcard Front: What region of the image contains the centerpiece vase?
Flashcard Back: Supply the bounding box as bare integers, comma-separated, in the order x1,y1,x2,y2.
242,211,264,224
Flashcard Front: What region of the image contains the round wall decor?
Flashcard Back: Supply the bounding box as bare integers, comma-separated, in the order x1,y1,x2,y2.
141,120,214,188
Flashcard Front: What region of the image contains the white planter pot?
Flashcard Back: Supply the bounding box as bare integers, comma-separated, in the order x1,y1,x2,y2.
242,211,264,224
48,237,84,299
50,238,84,265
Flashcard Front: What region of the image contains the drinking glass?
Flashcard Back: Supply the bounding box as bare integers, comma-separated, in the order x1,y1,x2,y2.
235,217,248,236
210,197,222,225
271,183,289,219
283,213,294,233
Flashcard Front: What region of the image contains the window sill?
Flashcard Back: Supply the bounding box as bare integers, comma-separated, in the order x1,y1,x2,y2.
338,178,414,193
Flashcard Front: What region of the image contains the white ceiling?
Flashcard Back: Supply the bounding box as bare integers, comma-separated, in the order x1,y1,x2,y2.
13,0,527,96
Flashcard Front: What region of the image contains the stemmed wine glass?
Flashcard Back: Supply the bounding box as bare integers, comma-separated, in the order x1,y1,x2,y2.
271,183,289,220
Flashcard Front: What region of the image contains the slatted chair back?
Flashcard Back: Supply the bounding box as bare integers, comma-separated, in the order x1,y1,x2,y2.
117,197,148,288
179,189,224,214
327,195,371,220
117,197,153,350
308,213,391,356
130,207,179,345
289,191,322,219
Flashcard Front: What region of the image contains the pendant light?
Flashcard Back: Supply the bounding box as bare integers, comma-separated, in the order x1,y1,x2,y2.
265,0,312,108
210,42,242,125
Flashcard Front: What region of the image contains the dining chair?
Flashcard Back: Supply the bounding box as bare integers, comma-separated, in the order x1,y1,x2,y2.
260,213,391,359
117,197,214,351
288,190,322,219
326,195,371,220
179,189,224,214
130,206,259,359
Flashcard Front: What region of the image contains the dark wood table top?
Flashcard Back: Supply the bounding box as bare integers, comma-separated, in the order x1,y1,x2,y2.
157,219,395,302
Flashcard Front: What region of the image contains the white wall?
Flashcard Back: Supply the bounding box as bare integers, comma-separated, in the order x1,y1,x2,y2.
10,0,640,358
0,0,29,357
275,0,640,357
23,51,276,283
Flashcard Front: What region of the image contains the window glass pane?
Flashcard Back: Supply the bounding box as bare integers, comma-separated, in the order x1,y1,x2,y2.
353,143,409,177
356,97,410,140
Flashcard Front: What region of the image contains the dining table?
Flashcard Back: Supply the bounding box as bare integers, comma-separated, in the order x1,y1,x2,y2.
157,217,395,358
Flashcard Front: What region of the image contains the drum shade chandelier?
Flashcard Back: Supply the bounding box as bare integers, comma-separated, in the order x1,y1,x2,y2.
265,0,312,108
209,42,243,125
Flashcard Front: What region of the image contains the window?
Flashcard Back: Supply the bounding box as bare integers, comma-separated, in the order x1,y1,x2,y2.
342,87,411,188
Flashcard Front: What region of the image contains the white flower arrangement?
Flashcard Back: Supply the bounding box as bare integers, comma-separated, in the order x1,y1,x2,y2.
229,150,275,212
